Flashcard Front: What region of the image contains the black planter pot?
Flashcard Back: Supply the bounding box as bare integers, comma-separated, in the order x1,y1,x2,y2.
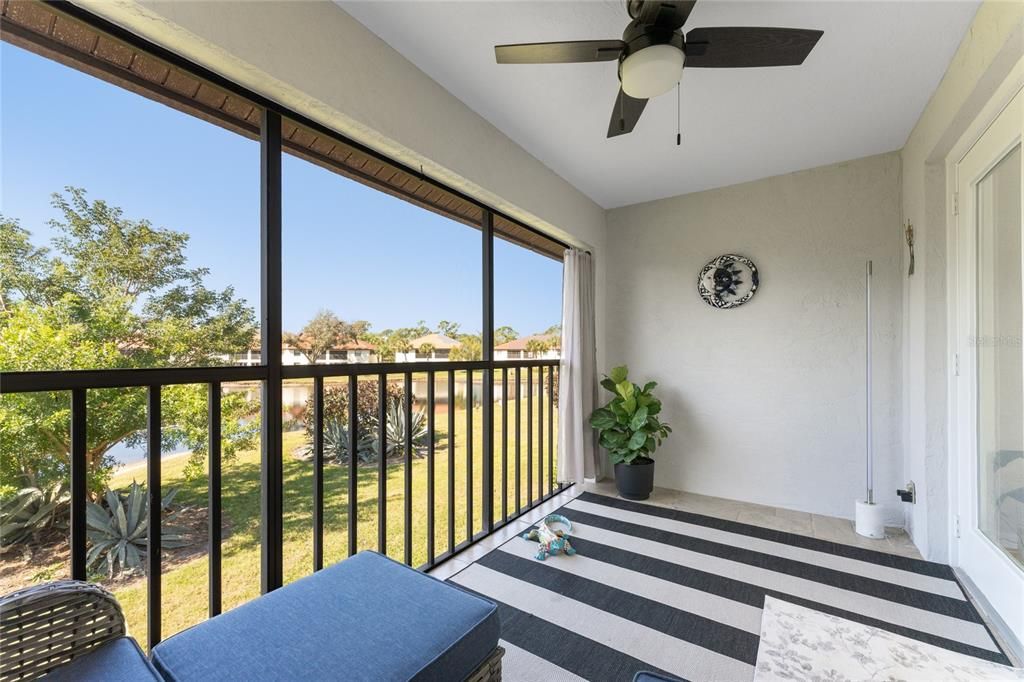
614,458,654,501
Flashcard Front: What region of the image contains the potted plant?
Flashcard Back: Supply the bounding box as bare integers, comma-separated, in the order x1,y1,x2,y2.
589,366,672,500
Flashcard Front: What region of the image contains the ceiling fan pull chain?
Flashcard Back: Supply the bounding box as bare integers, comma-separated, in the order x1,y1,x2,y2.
619,92,625,132
676,81,681,146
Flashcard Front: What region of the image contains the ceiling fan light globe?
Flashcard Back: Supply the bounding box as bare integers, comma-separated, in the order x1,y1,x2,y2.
620,44,684,99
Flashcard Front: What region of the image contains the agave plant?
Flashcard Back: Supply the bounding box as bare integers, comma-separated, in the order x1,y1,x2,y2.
0,483,69,551
378,397,430,459
317,416,377,465
85,482,189,578
307,397,431,465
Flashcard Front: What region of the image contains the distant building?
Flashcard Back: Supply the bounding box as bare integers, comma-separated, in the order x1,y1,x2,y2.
222,337,376,366
494,334,561,360
284,339,376,365
396,333,460,362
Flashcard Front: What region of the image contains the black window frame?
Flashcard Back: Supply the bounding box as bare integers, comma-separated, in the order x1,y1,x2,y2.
0,0,570,650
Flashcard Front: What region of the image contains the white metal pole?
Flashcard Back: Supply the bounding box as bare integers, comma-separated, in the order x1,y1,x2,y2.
866,260,873,505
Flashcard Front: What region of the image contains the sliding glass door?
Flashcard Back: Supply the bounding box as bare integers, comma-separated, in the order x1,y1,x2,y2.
954,87,1023,641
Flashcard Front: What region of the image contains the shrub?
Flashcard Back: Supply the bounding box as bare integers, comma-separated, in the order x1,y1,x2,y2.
85,482,189,578
0,483,69,551
302,378,403,444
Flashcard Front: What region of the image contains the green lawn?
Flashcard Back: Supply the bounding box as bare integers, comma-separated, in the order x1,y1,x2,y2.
108,397,557,648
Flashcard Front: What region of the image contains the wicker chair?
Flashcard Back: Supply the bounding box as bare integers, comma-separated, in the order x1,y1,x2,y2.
467,645,504,682
0,580,126,681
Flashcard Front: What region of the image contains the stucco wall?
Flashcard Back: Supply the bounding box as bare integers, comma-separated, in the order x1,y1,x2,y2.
900,1,1023,562
605,153,903,523
75,0,609,369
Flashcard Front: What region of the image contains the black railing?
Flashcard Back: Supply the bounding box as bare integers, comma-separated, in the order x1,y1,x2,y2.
282,359,564,569
0,358,563,650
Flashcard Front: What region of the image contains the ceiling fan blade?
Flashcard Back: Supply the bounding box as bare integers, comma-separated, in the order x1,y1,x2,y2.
630,1,697,30
607,88,648,138
495,40,625,64
684,27,823,68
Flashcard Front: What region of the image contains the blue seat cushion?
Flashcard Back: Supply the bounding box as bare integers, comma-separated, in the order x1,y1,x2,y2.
43,637,161,681
151,551,499,681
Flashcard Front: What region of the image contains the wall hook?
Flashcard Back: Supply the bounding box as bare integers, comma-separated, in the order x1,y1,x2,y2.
904,220,915,277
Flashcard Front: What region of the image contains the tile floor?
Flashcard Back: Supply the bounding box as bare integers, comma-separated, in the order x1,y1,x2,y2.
427,481,922,581
588,481,924,559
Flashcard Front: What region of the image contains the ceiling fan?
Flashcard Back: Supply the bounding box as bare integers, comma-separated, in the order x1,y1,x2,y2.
494,0,823,138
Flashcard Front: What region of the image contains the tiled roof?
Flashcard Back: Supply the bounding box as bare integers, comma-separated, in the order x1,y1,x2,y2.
410,333,460,350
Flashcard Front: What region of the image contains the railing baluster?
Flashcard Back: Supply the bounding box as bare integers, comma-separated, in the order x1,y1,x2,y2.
348,375,358,557
378,374,387,554
447,370,455,553
403,372,413,565
538,367,544,503
527,366,533,507
481,209,494,535
427,370,435,565
69,388,87,582
312,377,324,572
548,365,555,495
515,367,521,514
482,367,494,535
208,382,223,616
465,370,473,541
147,385,162,650
501,367,508,524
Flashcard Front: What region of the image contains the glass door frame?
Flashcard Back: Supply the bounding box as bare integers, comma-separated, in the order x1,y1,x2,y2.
949,79,1023,644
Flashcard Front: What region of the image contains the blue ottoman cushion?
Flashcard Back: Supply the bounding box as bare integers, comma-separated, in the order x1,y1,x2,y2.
43,637,161,681
151,551,499,681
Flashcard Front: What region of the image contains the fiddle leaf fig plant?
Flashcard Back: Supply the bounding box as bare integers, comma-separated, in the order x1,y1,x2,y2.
589,366,671,465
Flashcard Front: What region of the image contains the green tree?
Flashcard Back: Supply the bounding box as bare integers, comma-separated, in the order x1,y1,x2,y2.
449,333,482,361
285,310,346,364
285,312,372,363
0,216,49,313
543,324,562,337
0,188,260,494
393,334,415,357
525,337,553,358
436,320,460,337
495,326,518,345
347,320,371,340
364,322,429,362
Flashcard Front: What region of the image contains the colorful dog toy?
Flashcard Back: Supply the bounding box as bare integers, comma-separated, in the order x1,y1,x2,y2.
523,514,576,561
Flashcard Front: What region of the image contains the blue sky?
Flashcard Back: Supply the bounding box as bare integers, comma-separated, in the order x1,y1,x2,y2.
1,42,562,336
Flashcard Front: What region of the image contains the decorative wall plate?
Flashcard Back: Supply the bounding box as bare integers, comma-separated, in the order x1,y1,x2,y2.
698,254,759,309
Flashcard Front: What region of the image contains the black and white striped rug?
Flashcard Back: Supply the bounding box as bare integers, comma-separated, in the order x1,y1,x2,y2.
448,491,1012,681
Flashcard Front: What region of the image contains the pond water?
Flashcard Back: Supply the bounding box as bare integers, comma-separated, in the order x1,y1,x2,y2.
108,375,535,468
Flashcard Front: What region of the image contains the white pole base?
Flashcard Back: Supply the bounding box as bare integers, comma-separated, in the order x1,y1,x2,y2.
855,500,886,539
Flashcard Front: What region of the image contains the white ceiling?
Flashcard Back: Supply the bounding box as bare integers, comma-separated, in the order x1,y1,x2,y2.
340,1,979,209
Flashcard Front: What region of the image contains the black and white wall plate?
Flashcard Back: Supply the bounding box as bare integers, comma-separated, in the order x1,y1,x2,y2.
698,254,759,309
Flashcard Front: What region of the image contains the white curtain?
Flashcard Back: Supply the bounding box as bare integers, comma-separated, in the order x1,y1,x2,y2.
558,248,603,483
